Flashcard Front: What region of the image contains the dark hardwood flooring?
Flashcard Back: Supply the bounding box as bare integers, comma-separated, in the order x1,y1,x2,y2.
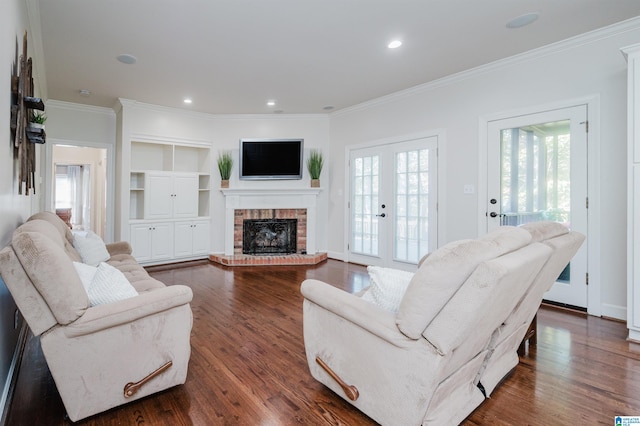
6,259,640,425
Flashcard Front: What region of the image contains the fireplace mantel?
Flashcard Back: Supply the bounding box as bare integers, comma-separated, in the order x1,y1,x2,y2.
220,188,321,197
221,187,321,256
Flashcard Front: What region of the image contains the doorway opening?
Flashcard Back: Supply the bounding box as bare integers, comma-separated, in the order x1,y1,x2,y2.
50,145,108,240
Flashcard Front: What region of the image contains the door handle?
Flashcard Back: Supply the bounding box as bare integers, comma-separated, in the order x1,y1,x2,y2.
489,212,498,218
376,213,386,218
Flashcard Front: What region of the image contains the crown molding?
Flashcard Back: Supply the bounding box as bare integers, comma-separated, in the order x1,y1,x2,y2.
128,132,211,147
46,99,116,116
334,16,640,117
117,98,328,121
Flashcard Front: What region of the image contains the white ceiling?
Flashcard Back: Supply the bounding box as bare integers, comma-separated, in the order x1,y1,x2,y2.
37,0,640,115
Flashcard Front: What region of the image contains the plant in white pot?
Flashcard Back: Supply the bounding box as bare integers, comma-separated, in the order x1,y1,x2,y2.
307,149,324,187
217,151,233,188
29,111,46,130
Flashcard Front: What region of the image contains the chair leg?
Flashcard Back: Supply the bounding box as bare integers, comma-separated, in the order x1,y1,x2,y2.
518,314,537,356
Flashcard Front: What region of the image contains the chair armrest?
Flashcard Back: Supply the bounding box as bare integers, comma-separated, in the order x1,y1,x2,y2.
301,279,415,347
106,241,133,256
64,285,193,338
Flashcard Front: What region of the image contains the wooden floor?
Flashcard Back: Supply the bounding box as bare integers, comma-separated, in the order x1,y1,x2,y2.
6,259,640,425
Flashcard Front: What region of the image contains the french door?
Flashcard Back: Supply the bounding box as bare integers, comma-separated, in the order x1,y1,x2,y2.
348,137,438,270
486,105,588,308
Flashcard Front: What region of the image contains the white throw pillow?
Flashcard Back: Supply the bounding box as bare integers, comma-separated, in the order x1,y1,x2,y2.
73,231,110,266
72,261,98,292
87,262,138,307
361,266,414,313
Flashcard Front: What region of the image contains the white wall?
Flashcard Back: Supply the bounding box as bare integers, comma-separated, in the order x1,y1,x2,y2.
0,0,45,415
44,101,116,241
116,101,331,254
328,20,640,319
45,101,116,145
0,0,43,242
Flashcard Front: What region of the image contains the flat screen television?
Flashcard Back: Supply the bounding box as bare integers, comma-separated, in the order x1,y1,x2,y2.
239,138,304,180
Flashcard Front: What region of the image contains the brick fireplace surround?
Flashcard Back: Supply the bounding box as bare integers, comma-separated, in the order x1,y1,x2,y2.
210,188,327,266
237,209,305,254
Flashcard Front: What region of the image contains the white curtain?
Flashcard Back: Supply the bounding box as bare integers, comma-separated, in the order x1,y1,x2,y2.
56,164,91,230
81,165,91,231
68,165,81,227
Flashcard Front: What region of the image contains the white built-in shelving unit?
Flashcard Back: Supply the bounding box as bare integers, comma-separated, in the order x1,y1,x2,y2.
127,140,211,264
623,44,640,342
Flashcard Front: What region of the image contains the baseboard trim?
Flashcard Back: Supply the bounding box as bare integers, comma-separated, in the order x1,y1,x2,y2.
0,322,29,426
326,251,345,261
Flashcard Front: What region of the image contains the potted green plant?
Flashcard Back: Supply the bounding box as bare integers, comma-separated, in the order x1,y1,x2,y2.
29,111,47,130
217,151,234,188
307,149,324,187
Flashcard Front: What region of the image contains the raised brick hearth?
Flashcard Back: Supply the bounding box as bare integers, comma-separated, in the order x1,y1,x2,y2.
209,252,327,266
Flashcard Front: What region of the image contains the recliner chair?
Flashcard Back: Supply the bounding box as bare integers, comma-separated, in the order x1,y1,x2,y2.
0,212,193,421
301,223,584,425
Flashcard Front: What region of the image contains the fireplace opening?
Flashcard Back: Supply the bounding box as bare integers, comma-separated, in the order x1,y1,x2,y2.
243,219,297,255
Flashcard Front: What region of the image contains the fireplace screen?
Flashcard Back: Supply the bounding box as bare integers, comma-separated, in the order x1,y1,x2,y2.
243,219,297,255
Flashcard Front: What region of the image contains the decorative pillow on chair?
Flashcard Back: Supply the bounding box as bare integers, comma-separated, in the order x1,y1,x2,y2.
72,261,98,293
72,231,111,266
74,262,138,307
361,266,414,313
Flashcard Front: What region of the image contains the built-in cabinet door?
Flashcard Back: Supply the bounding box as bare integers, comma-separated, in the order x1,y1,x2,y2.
130,224,153,262
151,223,174,260
174,221,194,258
144,172,198,220
174,220,210,257
173,174,199,218
191,221,210,255
145,173,173,219
130,222,174,262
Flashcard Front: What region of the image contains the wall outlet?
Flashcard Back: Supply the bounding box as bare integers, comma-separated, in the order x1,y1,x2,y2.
463,185,475,194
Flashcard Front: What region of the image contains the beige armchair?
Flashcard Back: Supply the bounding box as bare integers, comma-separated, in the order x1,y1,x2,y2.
301,223,584,425
0,212,193,422
478,221,585,395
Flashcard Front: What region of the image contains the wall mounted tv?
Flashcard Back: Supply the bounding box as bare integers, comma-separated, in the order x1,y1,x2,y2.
239,138,304,180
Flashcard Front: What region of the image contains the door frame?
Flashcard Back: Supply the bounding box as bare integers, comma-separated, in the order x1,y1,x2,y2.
45,138,115,243
478,95,602,317
344,129,447,266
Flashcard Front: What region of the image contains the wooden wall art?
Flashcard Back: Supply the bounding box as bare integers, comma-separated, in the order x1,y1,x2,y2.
10,31,45,195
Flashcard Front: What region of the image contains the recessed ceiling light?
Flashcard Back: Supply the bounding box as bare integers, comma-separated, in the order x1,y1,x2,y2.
183,98,192,104
267,100,276,107
116,54,137,65
506,12,539,29
323,106,334,111
388,40,402,49
78,89,91,97
274,110,283,114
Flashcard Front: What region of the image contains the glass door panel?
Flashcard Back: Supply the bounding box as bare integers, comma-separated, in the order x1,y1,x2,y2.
487,105,588,307
349,136,437,270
